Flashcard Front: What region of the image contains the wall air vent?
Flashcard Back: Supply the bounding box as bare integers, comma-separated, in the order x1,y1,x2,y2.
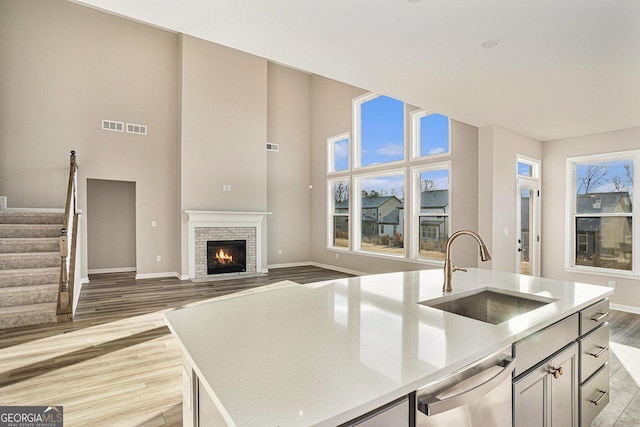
266,143,279,152
102,120,124,132
126,123,147,135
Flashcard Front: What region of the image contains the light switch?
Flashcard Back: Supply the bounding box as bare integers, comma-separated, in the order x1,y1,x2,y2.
504,227,509,237
151,220,157,228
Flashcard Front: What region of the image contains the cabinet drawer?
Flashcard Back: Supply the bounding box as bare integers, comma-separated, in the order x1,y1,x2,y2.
579,323,609,383
580,364,609,427
513,313,579,377
580,299,609,335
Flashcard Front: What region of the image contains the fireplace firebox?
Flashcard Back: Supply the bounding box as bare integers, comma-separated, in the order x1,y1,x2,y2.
207,240,247,275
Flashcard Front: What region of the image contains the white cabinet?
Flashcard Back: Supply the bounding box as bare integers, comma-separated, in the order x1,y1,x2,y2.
513,343,579,427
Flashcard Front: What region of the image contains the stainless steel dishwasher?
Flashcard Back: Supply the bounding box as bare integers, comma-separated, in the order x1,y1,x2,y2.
415,350,515,427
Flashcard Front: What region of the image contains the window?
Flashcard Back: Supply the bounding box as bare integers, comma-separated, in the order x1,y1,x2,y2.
354,94,404,168
412,111,450,158
568,151,637,274
357,173,404,256
415,165,450,261
329,180,349,248
328,133,350,173
327,92,452,264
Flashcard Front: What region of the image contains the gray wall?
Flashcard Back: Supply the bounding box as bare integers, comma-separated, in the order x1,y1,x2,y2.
87,179,136,272
478,125,542,273
0,0,180,278
266,63,312,265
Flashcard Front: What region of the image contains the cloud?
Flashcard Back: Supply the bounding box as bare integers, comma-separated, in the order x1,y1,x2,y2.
375,142,404,158
427,147,446,155
334,140,348,159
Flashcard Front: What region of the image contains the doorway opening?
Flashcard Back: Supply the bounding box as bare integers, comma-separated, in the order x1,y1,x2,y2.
87,179,136,274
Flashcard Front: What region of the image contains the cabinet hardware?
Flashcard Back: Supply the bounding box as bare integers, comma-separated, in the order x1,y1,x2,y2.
550,366,563,379
588,345,608,358
591,312,608,322
589,389,608,406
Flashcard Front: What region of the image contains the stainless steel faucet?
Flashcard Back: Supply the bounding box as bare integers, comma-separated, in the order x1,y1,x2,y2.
443,229,492,292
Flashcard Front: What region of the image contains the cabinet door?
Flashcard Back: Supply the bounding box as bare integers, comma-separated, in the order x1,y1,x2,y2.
513,364,547,427
513,343,578,427
549,343,578,427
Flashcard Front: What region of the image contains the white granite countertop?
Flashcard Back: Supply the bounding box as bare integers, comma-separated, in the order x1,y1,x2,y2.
164,268,613,426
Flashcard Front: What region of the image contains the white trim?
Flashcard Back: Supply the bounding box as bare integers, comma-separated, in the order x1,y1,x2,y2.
135,271,183,280
88,267,136,274
185,210,271,280
411,162,451,261
565,150,639,275
610,303,640,314
327,132,350,174
410,110,451,161
0,196,65,214
352,92,378,170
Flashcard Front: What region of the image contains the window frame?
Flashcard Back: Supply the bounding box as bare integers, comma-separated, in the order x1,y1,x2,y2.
327,178,351,251
327,132,351,174
353,169,406,257
410,110,451,160
326,92,453,264
353,92,406,171
410,162,451,261
565,149,639,278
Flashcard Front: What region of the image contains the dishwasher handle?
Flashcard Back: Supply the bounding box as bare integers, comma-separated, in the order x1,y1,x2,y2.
417,356,515,416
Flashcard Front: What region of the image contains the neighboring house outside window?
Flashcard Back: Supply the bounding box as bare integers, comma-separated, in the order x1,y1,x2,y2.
567,150,637,275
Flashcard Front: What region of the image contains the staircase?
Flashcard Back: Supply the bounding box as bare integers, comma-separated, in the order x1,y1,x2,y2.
0,211,63,329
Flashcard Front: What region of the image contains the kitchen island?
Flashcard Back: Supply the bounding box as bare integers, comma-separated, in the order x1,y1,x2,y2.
164,268,613,426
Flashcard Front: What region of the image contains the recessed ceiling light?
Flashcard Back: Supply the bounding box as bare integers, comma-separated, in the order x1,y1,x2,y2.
408,0,424,3
481,39,500,49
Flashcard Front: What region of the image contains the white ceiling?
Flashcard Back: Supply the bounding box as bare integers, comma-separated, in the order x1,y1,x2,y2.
74,0,640,141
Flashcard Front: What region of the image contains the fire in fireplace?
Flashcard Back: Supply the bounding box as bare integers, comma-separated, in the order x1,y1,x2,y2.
207,240,247,275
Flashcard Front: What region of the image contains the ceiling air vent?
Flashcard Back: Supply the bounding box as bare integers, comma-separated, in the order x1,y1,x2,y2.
266,143,279,152
102,120,124,132
126,123,147,135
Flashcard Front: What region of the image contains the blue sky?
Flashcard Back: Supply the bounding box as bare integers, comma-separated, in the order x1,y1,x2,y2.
333,95,450,170
576,160,634,195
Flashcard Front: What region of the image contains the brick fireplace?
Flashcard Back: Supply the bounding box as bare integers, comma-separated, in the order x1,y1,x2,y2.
185,211,270,280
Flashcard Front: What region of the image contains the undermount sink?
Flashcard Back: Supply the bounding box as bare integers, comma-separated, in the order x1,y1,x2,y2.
419,289,556,325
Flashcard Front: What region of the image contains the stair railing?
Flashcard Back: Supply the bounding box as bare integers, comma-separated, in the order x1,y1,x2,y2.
57,150,78,323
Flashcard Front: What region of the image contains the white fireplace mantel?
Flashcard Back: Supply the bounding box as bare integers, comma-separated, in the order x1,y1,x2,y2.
185,210,271,280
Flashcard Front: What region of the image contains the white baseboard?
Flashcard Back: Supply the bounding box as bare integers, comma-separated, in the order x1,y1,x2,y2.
610,303,640,314
267,261,367,277
135,271,182,280
88,267,136,275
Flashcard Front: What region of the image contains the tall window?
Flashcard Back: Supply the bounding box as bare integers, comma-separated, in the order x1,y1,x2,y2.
327,92,451,264
328,133,350,173
568,151,637,273
357,173,405,256
415,165,450,261
329,180,350,248
355,94,405,168
412,111,450,158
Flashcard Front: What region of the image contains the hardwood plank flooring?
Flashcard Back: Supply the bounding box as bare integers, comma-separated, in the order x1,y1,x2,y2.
0,266,353,426
0,267,638,426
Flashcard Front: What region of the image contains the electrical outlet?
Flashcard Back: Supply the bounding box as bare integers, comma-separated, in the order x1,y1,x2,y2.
156,255,162,262
608,280,616,288
278,249,283,255
335,253,339,259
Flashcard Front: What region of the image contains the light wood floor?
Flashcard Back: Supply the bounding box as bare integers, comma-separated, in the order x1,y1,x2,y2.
0,267,638,426
0,266,353,426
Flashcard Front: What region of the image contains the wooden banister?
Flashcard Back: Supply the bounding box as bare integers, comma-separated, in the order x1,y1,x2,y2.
57,150,78,323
